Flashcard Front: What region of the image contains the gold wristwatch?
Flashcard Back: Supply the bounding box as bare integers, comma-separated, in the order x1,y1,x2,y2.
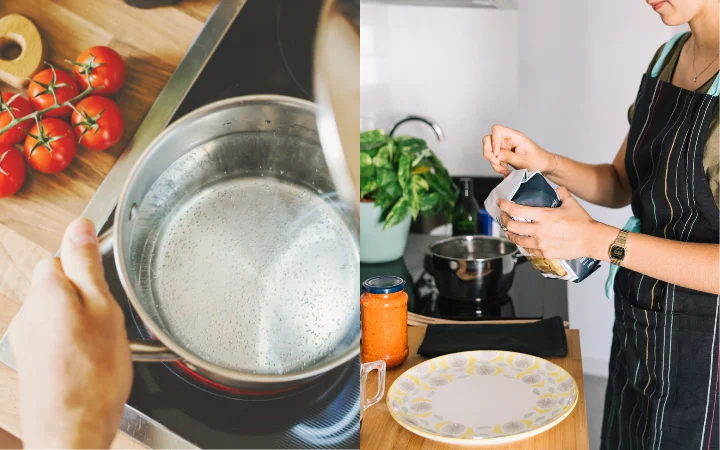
609,230,629,266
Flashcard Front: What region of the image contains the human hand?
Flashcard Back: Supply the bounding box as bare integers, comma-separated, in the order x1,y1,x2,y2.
9,218,132,449
498,187,610,261
482,124,555,176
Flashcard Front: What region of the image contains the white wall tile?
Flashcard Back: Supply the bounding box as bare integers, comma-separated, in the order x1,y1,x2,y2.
361,3,519,175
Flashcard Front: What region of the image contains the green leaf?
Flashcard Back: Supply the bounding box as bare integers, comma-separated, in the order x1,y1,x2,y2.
412,175,429,191
408,191,420,220
360,151,373,168
394,136,426,154
386,139,396,162
360,178,378,198
375,181,402,215
383,197,410,229
427,173,454,199
373,144,394,169
419,193,439,212
408,175,429,220
376,168,397,187
360,152,376,179
360,129,388,152
411,148,431,167
397,154,412,189
361,164,375,179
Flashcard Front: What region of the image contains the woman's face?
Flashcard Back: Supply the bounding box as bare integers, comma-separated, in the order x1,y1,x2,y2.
648,0,712,26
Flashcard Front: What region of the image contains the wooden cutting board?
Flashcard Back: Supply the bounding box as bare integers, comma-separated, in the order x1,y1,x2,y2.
0,0,220,447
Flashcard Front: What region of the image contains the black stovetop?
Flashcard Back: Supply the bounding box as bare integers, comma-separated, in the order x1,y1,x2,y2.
360,234,569,322
102,0,360,448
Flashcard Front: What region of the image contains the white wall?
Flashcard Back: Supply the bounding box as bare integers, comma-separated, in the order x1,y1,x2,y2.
361,0,681,377
361,3,519,176
515,0,676,377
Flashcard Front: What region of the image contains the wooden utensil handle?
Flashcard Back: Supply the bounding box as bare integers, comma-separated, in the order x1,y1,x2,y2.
407,312,569,328
0,14,46,89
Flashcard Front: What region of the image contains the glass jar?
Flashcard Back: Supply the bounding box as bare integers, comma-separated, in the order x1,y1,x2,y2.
360,276,409,368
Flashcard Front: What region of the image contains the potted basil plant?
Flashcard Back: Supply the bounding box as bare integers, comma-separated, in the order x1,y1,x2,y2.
360,129,457,263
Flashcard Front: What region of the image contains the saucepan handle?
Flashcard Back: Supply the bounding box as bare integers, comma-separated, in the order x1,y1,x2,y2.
98,228,115,259
129,340,180,362
97,228,180,363
513,252,528,265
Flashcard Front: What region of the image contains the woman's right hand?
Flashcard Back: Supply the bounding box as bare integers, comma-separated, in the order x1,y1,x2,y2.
482,125,555,176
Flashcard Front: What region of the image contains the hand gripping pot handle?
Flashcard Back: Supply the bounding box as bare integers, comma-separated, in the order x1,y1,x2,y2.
99,229,179,363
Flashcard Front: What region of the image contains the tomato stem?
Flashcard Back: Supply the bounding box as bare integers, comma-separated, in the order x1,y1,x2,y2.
0,86,97,138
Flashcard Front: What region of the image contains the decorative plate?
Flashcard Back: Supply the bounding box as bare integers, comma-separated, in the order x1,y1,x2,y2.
386,351,578,446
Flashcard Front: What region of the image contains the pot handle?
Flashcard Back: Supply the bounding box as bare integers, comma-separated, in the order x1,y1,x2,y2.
98,227,115,258
130,340,180,362
97,228,181,363
513,252,528,265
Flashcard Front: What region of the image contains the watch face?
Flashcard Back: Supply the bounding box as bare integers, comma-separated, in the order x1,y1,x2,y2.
610,246,626,260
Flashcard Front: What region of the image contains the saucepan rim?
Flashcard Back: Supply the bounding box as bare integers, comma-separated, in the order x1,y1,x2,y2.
112,94,361,385
429,235,519,263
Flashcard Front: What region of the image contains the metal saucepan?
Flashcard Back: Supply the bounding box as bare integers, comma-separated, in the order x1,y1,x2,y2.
99,95,360,392
428,236,526,301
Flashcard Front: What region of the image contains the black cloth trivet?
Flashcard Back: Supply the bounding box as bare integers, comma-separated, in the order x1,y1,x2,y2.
417,316,568,358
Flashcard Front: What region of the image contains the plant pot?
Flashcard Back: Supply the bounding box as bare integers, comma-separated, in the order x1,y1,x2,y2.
360,201,412,263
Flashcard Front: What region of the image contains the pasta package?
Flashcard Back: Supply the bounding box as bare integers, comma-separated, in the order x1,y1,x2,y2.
484,170,601,283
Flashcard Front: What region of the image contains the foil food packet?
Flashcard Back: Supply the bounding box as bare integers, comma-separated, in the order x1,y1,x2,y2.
484,169,601,282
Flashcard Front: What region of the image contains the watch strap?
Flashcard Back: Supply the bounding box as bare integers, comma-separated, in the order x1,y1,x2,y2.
610,230,628,265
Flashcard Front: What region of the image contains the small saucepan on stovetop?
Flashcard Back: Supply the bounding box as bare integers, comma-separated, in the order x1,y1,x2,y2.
428,236,527,302
98,95,359,395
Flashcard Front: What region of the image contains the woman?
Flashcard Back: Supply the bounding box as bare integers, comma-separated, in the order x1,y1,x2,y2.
482,1,719,448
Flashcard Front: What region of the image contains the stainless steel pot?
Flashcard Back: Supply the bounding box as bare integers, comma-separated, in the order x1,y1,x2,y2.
99,95,360,392
429,236,526,301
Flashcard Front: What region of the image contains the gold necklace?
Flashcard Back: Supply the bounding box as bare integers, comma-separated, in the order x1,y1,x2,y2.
692,40,719,83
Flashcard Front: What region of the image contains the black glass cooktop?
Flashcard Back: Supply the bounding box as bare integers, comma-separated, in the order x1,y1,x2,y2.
360,234,569,322
101,0,359,447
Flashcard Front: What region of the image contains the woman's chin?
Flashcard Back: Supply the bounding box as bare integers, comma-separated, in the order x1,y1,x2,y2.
657,13,686,27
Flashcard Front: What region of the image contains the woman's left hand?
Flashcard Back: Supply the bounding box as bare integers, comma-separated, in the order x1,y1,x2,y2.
497,187,605,260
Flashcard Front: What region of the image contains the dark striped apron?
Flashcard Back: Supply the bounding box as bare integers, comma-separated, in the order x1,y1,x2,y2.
601,32,720,450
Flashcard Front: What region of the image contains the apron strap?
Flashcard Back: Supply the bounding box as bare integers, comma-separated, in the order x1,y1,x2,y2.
651,31,690,77
709,73,719,97
650,31,719,96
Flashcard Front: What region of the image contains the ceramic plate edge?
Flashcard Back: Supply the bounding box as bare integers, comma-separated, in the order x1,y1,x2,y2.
385,350,579,446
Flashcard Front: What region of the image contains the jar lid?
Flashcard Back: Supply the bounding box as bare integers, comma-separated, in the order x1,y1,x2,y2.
362,276,405,294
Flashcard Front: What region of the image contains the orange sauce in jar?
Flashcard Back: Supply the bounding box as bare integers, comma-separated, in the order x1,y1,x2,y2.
360,276,409,368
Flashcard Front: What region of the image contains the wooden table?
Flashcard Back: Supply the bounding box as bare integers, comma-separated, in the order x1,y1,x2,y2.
360,326,590,450
0,1,219,447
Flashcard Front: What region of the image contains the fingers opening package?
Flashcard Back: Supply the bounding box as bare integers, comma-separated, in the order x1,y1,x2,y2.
483,170,601,282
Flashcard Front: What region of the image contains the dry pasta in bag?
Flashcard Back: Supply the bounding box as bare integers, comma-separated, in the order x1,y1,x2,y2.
484,170,601,282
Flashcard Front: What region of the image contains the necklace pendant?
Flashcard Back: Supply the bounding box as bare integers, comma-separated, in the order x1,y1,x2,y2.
693,75,698,82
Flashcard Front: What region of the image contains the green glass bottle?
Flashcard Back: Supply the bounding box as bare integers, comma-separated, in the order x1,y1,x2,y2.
452,178,480,236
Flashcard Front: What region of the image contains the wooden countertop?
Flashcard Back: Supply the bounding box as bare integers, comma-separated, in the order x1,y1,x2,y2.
0,0,219,447
360,326,590,450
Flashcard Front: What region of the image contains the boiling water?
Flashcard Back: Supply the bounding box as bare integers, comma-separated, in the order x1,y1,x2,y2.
140,177,358,374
